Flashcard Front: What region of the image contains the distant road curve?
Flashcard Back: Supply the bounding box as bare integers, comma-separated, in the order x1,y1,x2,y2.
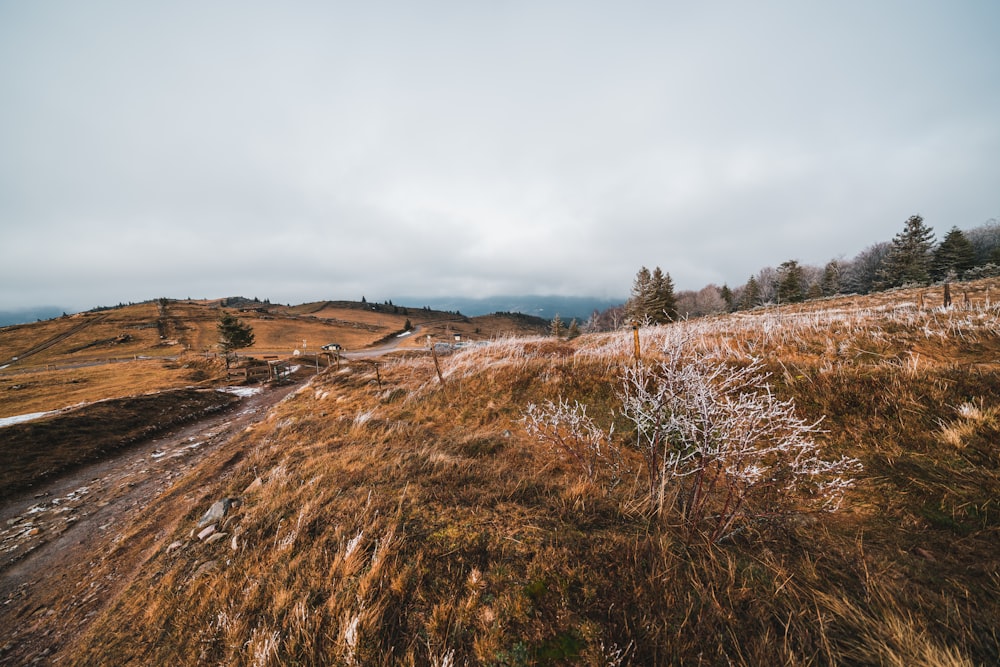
340,325,426,359
0,313,110,368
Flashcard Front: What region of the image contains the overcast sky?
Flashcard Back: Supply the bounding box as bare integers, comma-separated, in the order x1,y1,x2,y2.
1,1,998,312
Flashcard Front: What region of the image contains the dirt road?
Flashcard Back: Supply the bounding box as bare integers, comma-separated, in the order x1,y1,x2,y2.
0,314,110,368
0,377,308,664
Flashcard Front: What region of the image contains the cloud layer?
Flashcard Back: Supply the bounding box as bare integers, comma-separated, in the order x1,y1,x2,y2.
2,1,998,311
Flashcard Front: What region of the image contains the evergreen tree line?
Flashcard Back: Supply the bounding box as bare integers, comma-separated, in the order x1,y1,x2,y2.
588,215,1000,330
549,313,582,339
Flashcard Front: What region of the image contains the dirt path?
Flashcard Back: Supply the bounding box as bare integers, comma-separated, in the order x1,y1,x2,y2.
0,314,110,368
341,324,426,358
0,378,307,664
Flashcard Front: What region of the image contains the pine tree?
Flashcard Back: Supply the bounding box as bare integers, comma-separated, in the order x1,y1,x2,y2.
931,226,976,280
627,266,676,323
217,312,255,368
719,284,735,312
876,215,936,289
550,314,566,338
776,260,805,303
740,276,761,310
820,260,841,296
647,267,677,323
626,267,653,322
567,319,581,339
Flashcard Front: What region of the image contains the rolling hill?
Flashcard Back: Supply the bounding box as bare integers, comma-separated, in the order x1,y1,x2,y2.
0,298,549,419
1,282,999,664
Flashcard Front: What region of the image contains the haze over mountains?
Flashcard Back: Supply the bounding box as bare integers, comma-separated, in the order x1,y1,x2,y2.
396,295,622,321
0,307,66,328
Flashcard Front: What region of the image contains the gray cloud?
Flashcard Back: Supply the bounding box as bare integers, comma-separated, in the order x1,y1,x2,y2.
1,1,998,311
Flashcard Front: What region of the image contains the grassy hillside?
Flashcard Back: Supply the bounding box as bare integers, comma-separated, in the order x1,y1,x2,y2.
282,300,550,350
0,299,548,419
20,280,995,665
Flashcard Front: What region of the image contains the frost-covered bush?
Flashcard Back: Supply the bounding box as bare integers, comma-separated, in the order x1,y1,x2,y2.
523,397,625,483
619,342,860,542
524,334,861,543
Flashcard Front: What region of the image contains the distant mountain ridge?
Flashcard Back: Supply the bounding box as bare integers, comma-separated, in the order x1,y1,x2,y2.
394,295,623,321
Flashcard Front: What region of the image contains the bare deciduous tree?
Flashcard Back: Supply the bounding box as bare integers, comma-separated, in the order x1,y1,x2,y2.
840,241,891,294
676,285,727,319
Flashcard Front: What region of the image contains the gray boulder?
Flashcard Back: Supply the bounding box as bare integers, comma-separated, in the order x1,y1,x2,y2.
197,497,242,528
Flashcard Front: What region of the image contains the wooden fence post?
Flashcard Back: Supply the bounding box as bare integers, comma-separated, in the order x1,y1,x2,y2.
431,343,446,385
632,321,641,363
425,336,446,386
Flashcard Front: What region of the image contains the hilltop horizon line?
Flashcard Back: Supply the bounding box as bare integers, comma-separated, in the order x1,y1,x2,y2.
0,293,626,328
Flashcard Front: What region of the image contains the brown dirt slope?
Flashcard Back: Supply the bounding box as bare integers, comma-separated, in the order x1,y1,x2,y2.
0,389,241,501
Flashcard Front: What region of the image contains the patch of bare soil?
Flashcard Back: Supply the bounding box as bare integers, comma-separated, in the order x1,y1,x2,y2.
0,389,242,501
0,378,307,665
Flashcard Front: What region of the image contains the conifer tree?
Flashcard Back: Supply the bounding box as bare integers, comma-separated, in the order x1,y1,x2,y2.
719,284,735,312
876,215,936,289
931,226,976,280
218,312,255,368
550,314,566,338
820,260,841,296
740,276,761,310
648,267,678,323
627,266,676,323
777,260,805,303
626,267,653,322
567,319,581,339
218,312,255,352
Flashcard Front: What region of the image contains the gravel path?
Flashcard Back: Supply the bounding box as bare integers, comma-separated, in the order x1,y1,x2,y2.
0,378,306,664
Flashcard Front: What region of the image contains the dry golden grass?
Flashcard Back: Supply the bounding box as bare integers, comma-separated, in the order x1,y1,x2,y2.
6,282,1000,665
162,300,545,354
0,356,223,418
290,301,418,327
0,300,543,419
0,306,173,368
163,302,399,354
286,302,548,351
